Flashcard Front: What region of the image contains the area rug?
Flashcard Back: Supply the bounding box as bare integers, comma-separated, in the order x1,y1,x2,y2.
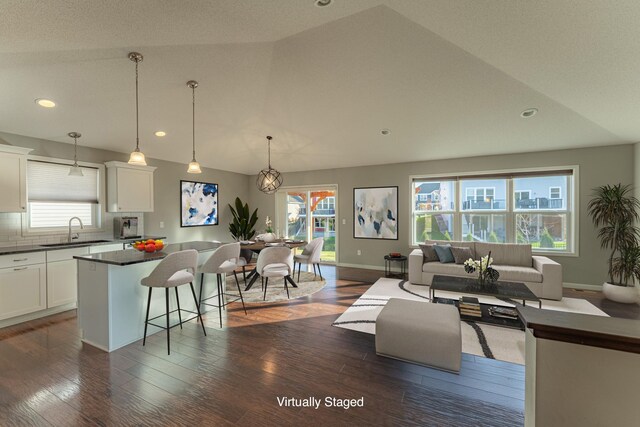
227,271,327,303
332,278,608,365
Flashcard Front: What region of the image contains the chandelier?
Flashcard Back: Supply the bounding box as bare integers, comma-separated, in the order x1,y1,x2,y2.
256,135,282,194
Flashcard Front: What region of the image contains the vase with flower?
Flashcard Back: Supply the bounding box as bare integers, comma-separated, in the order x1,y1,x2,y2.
262,216,277,243
463,251,500,285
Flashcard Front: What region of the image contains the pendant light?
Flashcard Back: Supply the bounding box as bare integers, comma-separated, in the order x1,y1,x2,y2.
186,80,202,174
127,52,147,166
256,136,283,194
68,132,83,176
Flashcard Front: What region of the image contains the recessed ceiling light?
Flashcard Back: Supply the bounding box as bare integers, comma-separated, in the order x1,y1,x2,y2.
314,0,332,7
380,128,391,136
35,98,56,108
154,131,166,137
520,108,538,118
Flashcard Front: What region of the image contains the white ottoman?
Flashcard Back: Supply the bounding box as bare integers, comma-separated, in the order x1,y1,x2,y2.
375,298,461,372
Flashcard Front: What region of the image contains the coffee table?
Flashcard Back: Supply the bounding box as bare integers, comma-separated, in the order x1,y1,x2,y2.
430,275,541,329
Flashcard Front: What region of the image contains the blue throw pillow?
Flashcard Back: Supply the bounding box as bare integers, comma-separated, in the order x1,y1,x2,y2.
433,244,455,263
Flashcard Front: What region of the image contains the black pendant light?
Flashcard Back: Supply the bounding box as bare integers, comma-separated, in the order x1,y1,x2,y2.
256,135,283,194
186,80,201,174
127,52,147,165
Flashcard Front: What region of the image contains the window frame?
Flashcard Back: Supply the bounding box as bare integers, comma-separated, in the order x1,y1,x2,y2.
410,166,579,257
22,155,106,237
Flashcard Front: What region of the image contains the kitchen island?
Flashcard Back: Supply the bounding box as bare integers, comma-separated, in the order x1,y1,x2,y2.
74,241,221,352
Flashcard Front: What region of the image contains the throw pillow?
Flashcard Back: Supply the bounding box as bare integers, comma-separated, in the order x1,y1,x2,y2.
419,244,438,262
451,246,474,265
433,244,455,263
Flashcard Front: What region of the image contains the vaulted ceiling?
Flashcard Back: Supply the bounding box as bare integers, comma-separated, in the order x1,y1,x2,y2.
1,0,638,174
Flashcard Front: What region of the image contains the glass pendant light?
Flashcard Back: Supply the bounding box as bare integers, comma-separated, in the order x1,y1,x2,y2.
256,136,283,194
186,80,202,174
68,132,83,176
127,52,147,166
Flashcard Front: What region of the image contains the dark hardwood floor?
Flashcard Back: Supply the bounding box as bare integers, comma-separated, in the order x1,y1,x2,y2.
0,266,636,426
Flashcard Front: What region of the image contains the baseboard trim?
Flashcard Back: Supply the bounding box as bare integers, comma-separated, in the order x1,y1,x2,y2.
337,262,385,272
0,303,77,329
563,282,602,291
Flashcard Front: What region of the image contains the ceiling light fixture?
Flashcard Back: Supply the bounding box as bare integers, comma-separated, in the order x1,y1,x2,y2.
380,128,391,135
127,52,147,166
186,80,202,174
256,136,283,194
154,131,166,137
35,98,56,108
314,0,332,7
520,108,538,118
67,132,83,176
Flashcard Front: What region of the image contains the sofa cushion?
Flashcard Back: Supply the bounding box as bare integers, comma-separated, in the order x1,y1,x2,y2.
419,244,439,262
422,262,543,283
426,240,475,252
492,265,542,283
450,246,474,264
423,262,466,275
433,244,455,263
475,243,532,267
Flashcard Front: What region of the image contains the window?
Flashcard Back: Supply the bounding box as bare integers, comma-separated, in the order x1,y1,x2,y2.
413,180,455,242
27,160,101,230
412,169,575,254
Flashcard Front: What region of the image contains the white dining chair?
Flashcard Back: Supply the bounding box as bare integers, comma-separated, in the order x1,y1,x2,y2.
140,249,206,355
256,246,295,301
294,237,324,281
198,242,247,328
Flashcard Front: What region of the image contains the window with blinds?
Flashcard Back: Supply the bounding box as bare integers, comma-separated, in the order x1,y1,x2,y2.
411,168,576,254
27,160,101,229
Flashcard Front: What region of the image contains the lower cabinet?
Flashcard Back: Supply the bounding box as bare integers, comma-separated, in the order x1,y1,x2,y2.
0,263,47,321
46,247,89,309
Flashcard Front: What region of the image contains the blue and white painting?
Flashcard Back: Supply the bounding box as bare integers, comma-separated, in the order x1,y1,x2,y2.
181,181,218,227
354,186,398,239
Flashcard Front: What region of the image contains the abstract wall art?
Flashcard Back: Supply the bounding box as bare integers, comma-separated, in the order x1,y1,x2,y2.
180,180,219,227
353,186,398,239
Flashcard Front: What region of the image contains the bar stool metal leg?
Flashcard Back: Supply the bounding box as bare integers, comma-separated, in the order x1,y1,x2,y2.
165,288,170,355
175,288,183,329
198,273,205,307
233,271,247,315
143,287,152,346
297,262,301,282
216,274,223,328
189,282,207,337
317,264,323,280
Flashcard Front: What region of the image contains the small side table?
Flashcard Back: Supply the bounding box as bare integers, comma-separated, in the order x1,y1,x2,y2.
384,255,407,279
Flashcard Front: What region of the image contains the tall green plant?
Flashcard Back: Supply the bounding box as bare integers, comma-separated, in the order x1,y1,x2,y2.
228,197,258,241
587,184,640,286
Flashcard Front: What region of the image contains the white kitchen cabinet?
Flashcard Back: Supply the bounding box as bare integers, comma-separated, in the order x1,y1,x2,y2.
105,161,156,212
0,145,32,213
46,247,89,308
0,263,46,321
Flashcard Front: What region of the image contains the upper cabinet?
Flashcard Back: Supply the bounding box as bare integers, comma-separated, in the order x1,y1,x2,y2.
105,161,157,212
0,145,32,213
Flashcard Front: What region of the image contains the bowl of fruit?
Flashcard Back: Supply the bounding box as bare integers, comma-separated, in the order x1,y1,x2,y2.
131,239,165,253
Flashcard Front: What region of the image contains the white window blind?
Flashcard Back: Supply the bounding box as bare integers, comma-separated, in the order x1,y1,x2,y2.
29,202,93,228
27,161,99,203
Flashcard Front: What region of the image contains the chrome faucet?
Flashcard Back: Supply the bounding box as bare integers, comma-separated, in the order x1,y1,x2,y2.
68,217,84,243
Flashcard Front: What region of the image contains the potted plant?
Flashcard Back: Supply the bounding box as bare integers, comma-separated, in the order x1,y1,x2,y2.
262,215,276,243
229,197,258,263
588,184,640,303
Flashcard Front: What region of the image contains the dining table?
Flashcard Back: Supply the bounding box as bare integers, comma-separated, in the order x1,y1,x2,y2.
240,239,307,291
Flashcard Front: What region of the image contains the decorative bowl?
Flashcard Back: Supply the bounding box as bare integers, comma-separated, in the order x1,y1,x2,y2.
131,239,165,253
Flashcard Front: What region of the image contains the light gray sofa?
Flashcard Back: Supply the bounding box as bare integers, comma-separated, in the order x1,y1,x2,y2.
409,240,563,300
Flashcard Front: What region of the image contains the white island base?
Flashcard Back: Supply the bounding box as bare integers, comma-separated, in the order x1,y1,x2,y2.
77,248,218,352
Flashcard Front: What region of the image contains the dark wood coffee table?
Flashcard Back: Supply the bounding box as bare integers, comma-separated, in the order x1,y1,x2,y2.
430,274,541,329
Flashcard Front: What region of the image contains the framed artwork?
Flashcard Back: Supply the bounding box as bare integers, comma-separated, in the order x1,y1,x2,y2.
180,180,219,227
353,186,398,239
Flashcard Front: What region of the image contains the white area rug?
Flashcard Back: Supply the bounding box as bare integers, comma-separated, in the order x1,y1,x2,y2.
228,271,326,303
333,278,608,365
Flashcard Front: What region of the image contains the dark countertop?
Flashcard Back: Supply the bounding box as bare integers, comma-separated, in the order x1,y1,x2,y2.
517,305,640,354
0,236,167,256
74,241,221,266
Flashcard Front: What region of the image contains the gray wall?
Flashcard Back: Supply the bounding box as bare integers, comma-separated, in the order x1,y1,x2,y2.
249,144,635,286
0,132,249,245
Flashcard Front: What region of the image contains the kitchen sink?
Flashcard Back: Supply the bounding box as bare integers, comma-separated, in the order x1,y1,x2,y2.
40,240,113,247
